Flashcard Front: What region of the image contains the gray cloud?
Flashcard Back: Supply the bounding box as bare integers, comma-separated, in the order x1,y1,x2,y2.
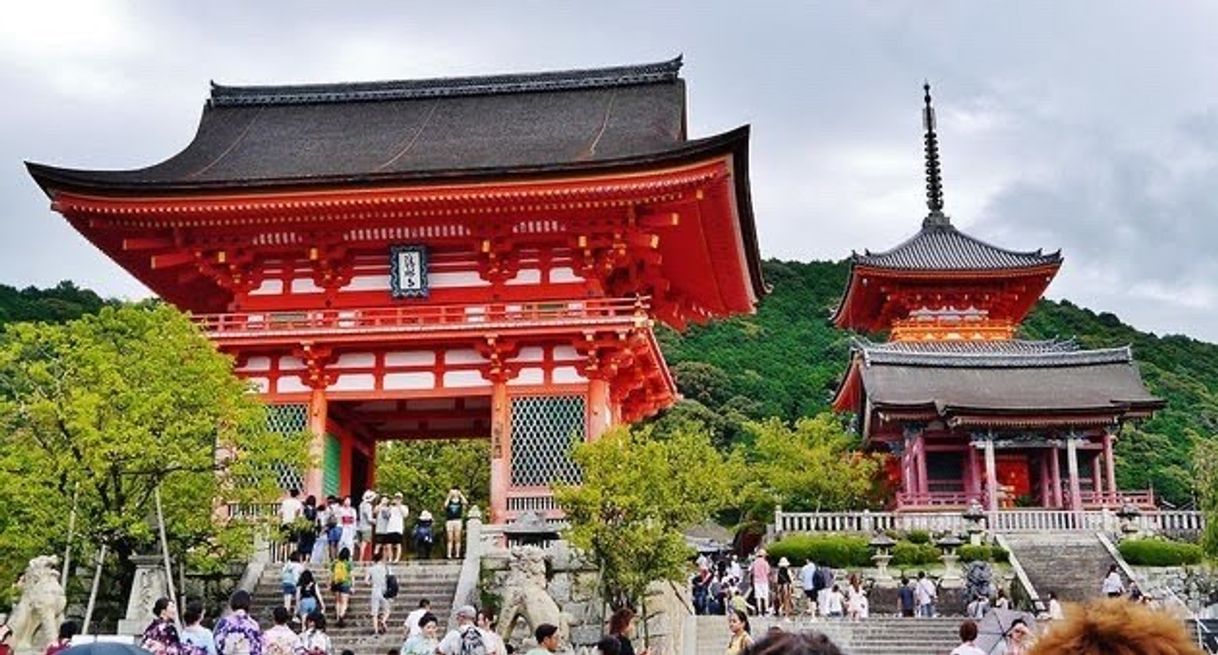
3,2,1218,340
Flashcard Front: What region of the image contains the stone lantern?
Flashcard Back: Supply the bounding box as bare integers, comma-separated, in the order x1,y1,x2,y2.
869,533,897,585
963,500,987,546
1116,501,1142,538
936,534,964,587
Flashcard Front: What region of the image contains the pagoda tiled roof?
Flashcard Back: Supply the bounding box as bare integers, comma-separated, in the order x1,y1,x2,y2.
27,57,747,193
846,338,1162,414
851,219,1062,272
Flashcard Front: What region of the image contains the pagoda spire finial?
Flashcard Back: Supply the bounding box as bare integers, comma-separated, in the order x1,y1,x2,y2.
922,81,949,228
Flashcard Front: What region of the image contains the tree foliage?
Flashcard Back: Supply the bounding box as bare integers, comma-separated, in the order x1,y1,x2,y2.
554,425,733,609
735,415,888,521
0,304,308,601
375,440,490,518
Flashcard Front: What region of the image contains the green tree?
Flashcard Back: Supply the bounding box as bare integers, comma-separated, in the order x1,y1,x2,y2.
375,440,490,517
0,304,308,606
736,414,887,521
554,425,732,618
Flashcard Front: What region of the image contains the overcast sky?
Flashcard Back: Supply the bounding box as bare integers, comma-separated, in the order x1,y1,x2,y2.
3,2,1218,341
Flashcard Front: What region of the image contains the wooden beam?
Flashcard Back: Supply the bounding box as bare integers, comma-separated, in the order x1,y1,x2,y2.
150,251,196,270
122,237,175,251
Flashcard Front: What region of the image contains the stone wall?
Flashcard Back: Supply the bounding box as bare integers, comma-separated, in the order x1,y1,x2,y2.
479,542,691,655
1132,565,1218,617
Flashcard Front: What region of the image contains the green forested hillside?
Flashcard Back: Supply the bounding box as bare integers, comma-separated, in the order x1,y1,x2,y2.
6,265,1216,506
657,259,1218,506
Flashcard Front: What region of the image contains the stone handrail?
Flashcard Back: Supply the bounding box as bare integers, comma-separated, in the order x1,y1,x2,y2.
450,506,485,626
993,533,1045,613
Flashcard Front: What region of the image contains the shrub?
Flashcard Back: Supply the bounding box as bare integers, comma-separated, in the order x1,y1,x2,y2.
892,541,940,566
956,544,1010,563
905,529,931,545
1118,538,1203,567
958,544,990,563
766,534,871,568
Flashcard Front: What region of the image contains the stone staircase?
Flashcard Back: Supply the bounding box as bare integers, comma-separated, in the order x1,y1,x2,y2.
249,560,461,655
1001,532,1124,604
694,616,962,655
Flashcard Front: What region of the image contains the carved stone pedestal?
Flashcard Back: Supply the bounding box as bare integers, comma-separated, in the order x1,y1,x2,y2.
117,556,169,636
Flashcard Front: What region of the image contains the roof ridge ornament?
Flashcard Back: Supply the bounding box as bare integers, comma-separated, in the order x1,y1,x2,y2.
922,81,950,229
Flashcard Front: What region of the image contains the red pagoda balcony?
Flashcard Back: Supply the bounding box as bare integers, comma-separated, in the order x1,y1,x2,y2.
191,297,652,345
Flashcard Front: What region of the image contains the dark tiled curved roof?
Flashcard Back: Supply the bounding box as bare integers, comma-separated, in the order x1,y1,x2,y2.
209,58,683,106
853,220,1061,271
26,58,700,191
853,337,1079,356
857,340,1133,369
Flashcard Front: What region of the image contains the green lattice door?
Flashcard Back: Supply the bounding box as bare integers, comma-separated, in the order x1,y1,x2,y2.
266,404,308,491
323,434,341,497
510,394,586,487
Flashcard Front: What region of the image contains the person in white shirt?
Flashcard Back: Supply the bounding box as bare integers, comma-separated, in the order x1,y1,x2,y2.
403,598,431,639
278,489,304,561
384,493,409,563
916,571,938,617
1047,591,1064,620
949,619,987,655
824,584,844,618
365,552,392,634
798,560,818,615
1102,564,1125,597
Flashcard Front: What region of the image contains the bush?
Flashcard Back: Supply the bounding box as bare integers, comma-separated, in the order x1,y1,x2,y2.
1118,538,1203,567
905,530,931,545
957,544,1009,563
892,540,940,566
766,534,871,568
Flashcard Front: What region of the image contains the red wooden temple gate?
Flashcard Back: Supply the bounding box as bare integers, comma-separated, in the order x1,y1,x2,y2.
27,58,766,522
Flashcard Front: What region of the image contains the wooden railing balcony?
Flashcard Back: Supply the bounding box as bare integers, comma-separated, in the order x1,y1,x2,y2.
192,297,651,340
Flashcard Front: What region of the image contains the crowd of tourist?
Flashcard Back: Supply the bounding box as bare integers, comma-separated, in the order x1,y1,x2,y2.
276,487,471,567
691,549,956,621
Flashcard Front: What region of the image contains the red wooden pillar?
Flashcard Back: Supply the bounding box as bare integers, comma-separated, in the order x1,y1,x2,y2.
1050,447,1063,508
587,377,611,440
1066,436,1083,513
1038,452,1051,507
983,437,998,511
305,388,328,498
339,429,354,498
489,381,511,523
1091,452,1103,500
916,434,929,497
968,444,982,501
1103,432,1117,501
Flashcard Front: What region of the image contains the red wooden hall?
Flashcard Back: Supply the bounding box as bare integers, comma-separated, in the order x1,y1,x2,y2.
27,57,766,523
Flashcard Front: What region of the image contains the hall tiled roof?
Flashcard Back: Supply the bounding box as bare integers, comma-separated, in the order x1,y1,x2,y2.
845,338,1162,413
852,220,1062,271
26,57,735,193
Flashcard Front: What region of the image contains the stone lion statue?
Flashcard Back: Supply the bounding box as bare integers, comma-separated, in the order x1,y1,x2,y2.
498,546,569,646
8,555,66,651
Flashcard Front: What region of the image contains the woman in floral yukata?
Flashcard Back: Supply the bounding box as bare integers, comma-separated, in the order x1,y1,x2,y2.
141,597,182,655
214,590,263,655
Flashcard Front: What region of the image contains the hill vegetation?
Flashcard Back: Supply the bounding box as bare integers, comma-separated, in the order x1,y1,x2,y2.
5,261,1216,507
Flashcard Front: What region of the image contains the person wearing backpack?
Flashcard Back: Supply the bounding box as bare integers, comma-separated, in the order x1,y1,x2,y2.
281,552,305,612
365,552,394,635
436,605,498,655
330,548,353,628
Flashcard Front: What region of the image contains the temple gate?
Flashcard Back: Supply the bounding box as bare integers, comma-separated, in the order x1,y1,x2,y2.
27,58,766,522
